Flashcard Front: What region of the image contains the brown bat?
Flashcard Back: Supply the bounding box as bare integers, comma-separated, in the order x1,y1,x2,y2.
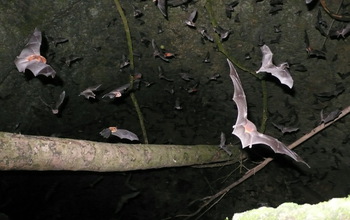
256,45,293,89
100,126,139,141
79,84,102,99
14,28,56,78
185,9,197,28
227,59,309,167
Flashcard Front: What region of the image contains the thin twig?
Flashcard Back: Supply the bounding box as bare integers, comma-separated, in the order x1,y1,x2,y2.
114,0,149,144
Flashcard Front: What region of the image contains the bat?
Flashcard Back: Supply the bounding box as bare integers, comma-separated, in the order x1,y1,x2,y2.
79,84,102,99
179,71,193,81
174,97,183,110
158,66,174,82
14,28,56,78
219,132,232,156
315,8,328,37
185,9,197,28
227,59,309,167
102,83,130,99
214,25,230,41
320,109,341,124
132,4,143,18
199,27,214,42
119,54,130,69
256,44,294,89
329,23,350,39
61,55,83,67
100,127,139,141
225,1,239,19
154,0,167,18
152,39,169,62
272,123,299,134
40,91,66,114
304,30,326,59
203,51,210,63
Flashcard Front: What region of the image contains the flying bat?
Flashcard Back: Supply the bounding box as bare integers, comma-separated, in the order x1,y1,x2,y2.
154,0,167,18
14,28,56,78
256,44,294,89
185,9,197,28
219,132,232,156
329,23,350,39
40,91,66,114
272,122,299,134
79,84,102,99
100,126,139,141
304,30,326,59
227,59,309,167
102,83,130,99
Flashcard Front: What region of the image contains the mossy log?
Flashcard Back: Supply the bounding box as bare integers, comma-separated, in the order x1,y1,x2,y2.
0,132,238,172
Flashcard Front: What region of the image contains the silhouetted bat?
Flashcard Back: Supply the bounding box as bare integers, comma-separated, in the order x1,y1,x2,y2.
272,123,299,134
199,27,214,42
40,91,66,114
185,9,197,28
14,28,56,78
256,45,294,88
320,109,341,124
154,0,167,18
304,30,326,58
219,132,232,156
102,83,130,99
227,59,309,167
214,26,230,41
79,84,102,99
329,23,350,39
100,127,139,141
225,1,239,19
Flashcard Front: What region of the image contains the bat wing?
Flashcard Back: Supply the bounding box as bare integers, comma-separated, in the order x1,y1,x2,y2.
157,0,167,18
25,61,56,78
100,128,111,138
227,59,248,125
17,28,42,58
250,131,309,167
111,129,139,141
269,62,293,88
258,44,274,70
189,9,197,21
54,91,66,110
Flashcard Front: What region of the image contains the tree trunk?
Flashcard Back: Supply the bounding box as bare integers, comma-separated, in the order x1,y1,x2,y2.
0,132,238,172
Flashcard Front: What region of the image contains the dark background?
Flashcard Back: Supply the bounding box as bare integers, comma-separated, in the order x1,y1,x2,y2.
0,0,349,219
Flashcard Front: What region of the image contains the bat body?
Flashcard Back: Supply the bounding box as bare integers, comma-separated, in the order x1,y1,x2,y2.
100,127,139,141
14,28,56,78
256,45,293,88
79,84,102,99
185,9,197,28
228,59,309,167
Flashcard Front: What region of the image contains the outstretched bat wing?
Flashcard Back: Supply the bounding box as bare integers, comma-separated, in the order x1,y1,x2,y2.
25,61,56,77
227,58,248,126
249,132,309,167
14,28,56,78
111,129,139,141
256,45,293,88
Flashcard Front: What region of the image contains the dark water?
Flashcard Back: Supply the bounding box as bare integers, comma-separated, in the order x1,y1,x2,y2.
0,0,349,219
